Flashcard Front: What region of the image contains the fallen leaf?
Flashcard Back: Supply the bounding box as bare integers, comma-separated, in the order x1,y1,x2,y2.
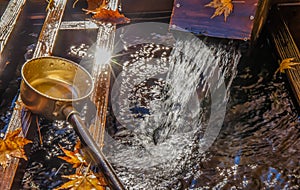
0,128,32,169
83,0,130,24
58,140,87,168
54,170,107,190
205,0,233,21
275,57,300,75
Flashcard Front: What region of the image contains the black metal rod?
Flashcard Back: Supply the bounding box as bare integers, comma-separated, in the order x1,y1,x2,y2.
63,106,125,190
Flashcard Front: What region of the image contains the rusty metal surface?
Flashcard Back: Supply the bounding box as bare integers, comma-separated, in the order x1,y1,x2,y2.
170,0,261,40
0,0,26,54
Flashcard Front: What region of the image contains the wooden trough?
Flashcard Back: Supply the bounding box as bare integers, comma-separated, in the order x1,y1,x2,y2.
1,0,298,189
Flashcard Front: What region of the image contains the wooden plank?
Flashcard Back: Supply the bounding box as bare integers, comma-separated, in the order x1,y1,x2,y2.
268,6,300,106
276,4,300,48
170,0,268,40
0,0,68,189
0,0,26,54
251,0,271,42
122,0,173,13
60,20,98,30
89,0,118,148
33,0,68,58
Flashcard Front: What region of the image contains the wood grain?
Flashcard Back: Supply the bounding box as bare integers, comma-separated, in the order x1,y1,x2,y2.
170,0,268,40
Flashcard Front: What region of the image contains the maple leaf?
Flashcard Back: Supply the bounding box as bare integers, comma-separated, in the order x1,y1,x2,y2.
0,128,32,169
58,140,87,168
83,0,130,24
205,0,233,22
54,170,107,190
275,57,300,75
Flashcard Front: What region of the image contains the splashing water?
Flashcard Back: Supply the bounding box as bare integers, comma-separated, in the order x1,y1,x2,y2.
105,36,241,188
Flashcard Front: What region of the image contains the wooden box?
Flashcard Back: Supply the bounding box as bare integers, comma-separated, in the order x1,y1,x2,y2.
170,0,271,41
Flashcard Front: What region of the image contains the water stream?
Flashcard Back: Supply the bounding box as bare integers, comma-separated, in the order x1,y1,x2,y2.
103,34,244,188
2,18,296,189
102,31,299,189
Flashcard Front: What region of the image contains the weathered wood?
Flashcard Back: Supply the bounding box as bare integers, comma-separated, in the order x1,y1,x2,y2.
1,0,120,187
0,0,68,189
89,0,118,149
0,0,26,54
275,3,300,48
122,0,173,13
60,20,98,30
170,0,270,40
268,6,300,106
251,0,271,42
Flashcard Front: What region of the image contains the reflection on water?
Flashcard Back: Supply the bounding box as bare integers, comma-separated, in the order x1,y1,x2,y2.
104,35,300,189
2,24,296,189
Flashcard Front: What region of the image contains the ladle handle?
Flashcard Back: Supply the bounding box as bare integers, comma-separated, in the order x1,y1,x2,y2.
63,106,125,190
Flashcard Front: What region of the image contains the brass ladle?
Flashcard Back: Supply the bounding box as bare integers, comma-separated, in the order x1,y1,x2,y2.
20,56,125,190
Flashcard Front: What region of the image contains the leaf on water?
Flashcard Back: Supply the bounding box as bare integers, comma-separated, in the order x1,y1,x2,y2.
205,0,233,22
275,57,300,75
58,140,87,168
54,170,107,190
0,128,32,169
83,0,130,24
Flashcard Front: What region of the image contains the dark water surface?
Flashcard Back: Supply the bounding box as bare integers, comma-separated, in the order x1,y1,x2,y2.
0,1,299,188
102,35,299,189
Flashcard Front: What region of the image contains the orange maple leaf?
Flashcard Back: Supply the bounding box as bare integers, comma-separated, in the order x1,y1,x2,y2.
58,140,87,168
0,128,32,169
54,170,107,190
83,0,130,24
205,0,233,22
275,57,300,75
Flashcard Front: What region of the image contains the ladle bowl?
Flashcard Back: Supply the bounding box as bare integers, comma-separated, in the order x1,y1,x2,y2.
20,56,125,190
20,56,93,120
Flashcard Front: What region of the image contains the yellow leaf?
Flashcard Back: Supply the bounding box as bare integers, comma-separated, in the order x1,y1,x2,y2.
275,57,300,75
0,128,32,169
54,171,107,190
58,141,87,168
83,0,130,24
205,0,234,22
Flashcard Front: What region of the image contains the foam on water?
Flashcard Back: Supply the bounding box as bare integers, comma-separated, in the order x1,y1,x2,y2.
104,37,241,188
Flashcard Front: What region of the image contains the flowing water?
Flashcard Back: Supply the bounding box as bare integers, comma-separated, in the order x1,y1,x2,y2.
2,20,296,189
101,34,300,189
103,37,240,188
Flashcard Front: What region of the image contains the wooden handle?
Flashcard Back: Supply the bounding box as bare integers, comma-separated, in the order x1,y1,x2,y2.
63,106,125,190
